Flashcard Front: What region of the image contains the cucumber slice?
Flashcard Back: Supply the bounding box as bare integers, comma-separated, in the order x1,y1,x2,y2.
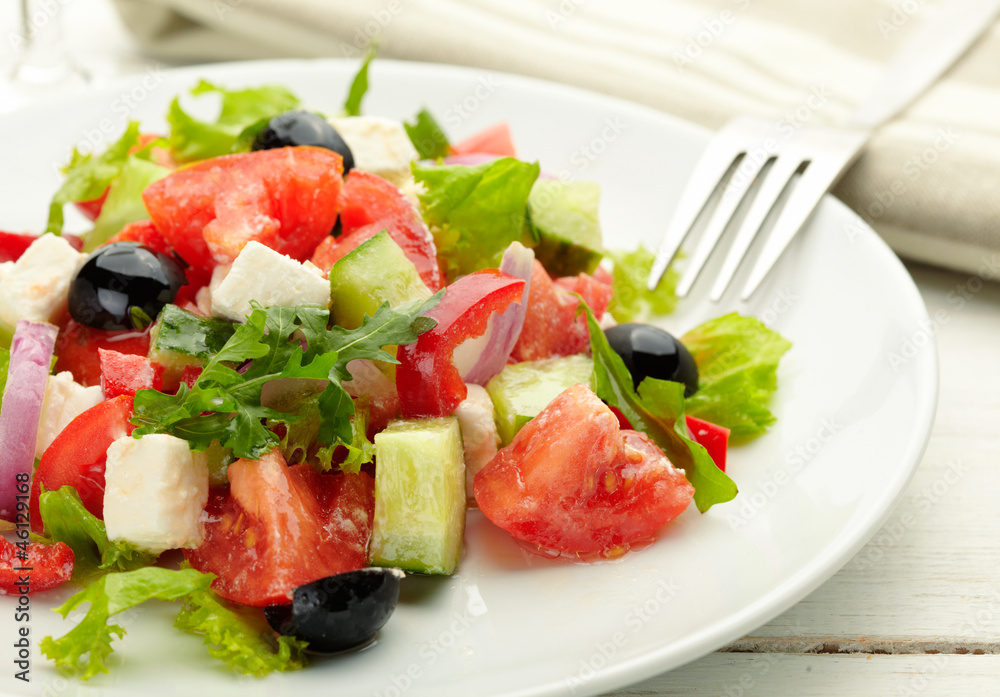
486,354,594,446
148,304,236,382
370,416,465,575
527,180,603,277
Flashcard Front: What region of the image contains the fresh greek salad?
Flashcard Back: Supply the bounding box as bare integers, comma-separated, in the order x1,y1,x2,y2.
0,55,790,679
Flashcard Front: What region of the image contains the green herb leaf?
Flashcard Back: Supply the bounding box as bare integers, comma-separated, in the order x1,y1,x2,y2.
413,158,540,281
584,306,737,512
607,245,678,322
682,313,792,442
343,43,377,116
40,567,306,679
405,108,451,159
38,486,156,584
46,122,142,235
132,295,440,460
167,80,300,163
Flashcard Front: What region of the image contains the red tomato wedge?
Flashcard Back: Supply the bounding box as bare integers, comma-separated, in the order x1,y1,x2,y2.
184,449,375,607
450,123,517,158
143,147,343,269
55,320,151,388
474,384,694,555
29,395,135,531
397,269,526,418
98,349,163,398
0,537,74,594
512,260,612,362
320,170,443,291
106,219,174,258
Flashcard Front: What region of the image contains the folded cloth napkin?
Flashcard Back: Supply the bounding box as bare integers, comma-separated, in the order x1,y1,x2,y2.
112,0,1000,279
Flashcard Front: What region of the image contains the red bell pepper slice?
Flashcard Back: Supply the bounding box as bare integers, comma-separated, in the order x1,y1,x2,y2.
397,269,526,418
0,536,74,594
610,408,730,473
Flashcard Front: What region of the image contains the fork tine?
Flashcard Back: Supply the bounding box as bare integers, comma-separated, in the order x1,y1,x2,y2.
675,151,772,298
739,135,868,300
707,153,804,301
646,134,746,292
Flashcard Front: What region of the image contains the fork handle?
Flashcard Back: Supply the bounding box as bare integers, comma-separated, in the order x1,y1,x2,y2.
848,0,1000,130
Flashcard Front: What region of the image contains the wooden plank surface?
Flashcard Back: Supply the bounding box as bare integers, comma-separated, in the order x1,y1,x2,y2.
608,262,1000,695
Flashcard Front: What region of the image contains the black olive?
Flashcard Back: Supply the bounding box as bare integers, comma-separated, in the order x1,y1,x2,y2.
603,323,699,397
251,110,355,173
264,567,404,654
68,242,186,331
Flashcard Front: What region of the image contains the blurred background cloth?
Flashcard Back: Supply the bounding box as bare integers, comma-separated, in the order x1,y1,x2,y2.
110,0,1000,278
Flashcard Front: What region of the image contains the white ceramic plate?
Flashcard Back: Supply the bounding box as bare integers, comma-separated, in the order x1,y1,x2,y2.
0,60,937,697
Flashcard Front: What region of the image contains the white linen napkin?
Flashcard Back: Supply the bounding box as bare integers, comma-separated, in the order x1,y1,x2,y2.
111,0,1000,279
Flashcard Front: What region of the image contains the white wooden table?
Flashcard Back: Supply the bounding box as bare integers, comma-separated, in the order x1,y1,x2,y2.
4,3,997,694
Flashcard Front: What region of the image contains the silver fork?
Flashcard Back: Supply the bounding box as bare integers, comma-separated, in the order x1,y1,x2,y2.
647,0,1000,301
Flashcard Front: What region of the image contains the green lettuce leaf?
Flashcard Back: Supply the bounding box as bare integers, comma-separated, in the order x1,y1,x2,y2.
405,108,450,159
45,122,143,235
38,486,155,584
413,158,540,280
132,296,440,460
682,313,792,442
84,156,171,251
40,567,306,679
607,245,678,322
343,43,377,116
167,80,300,163
585,307,737,512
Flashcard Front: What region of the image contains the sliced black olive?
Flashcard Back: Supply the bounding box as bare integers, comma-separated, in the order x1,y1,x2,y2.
603,323,699,397
68,242,186,331
264,567,404,654
251,110,355,173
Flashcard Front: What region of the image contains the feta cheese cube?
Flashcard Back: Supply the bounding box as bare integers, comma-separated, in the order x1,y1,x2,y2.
35,371,104,459
328,116,419,188
0,234,86,330
454,384,500,498
211,241,330,321
103,434,210,555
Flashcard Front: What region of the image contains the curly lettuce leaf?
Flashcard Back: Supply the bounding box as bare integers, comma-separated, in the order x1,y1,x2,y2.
413,158,539,281
607,245,678,322
46,122,144,235
41,567,306,679
405,108,450,159
167,80,300,163
682,313,792,442
84,155,171,251
343,43,377,116
585,306,737,513
38,486,155,584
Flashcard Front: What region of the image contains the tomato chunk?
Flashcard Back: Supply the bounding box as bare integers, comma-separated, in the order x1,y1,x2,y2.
55,320,151,388
143,147,343,269
474,384,694,555
0,537,74,594
106,219,174,258
184,449,375,607
450,123,517,158
397,269,525,418
29,395,134,531
98,349,163,398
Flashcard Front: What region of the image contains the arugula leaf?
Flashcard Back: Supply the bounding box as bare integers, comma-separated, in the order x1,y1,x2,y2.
38,486,155,584
84,155,171,251
584,307,737,512
167,80,300,163
405,108,451,159
0,346,9,407
607,245,679,322
413,158,540,281
132,296,440,460
272,393,374,473
343,43,377,116
40,567,306,679
682,313,791,442
46,122,142,235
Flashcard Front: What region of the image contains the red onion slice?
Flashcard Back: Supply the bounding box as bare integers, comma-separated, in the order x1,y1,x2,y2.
0,320,57,521
460,242,534,385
